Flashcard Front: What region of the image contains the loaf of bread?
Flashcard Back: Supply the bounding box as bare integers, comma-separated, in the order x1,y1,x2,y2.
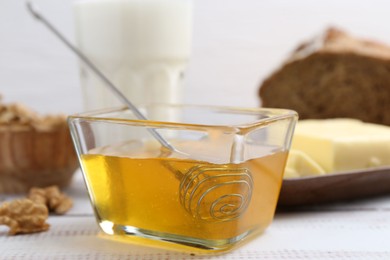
259,27,390,125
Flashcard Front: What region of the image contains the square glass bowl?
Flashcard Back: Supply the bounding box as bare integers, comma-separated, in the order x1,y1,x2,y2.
68,104,297,254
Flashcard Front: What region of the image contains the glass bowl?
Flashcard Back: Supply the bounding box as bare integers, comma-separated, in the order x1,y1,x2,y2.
68,104,297,254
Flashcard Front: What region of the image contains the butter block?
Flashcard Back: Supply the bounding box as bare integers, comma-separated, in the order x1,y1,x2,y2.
291,119,390,173
284,150,326,178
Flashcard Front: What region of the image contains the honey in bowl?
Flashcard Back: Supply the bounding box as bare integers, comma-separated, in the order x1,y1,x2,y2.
81,143,287,246
69,104,297,253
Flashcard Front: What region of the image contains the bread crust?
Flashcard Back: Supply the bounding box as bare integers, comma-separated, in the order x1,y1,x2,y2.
259,27,390,125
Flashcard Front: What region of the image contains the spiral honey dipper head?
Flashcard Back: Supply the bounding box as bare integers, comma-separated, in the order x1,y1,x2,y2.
179,166,253,222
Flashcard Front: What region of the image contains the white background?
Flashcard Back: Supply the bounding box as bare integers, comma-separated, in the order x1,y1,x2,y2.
1,0,390,114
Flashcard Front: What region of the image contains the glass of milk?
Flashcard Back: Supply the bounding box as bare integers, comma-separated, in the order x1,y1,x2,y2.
73,0,192,121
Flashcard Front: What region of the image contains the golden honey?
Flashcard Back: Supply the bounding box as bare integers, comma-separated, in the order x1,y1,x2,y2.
80,148,287,252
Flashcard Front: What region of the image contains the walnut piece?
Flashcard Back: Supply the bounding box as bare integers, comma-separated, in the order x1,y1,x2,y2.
0,99,67,131
0,199,49,235
0,102,38,125
28,186,73,215
0,186,73,236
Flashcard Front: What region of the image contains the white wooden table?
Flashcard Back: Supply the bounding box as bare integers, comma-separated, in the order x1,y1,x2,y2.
1,171,390,259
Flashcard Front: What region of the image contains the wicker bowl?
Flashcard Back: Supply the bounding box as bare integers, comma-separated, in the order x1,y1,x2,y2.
0,125,78,193
0,102,78,193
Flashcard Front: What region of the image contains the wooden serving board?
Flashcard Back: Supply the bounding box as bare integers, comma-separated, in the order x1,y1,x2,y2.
278,167,390,207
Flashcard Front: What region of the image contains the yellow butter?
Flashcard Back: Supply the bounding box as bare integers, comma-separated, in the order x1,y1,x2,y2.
284,150,326,178
291,119,390,173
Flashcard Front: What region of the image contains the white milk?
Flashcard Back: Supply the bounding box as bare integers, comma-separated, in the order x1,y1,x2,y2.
74,0,192,121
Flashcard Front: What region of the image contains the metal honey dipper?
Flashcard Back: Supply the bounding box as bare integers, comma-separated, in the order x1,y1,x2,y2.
26,0,253,222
